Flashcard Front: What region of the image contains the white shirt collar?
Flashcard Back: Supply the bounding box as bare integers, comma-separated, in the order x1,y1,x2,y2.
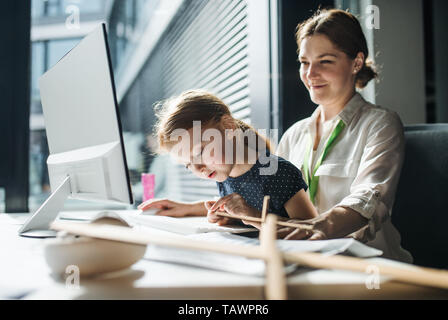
306,92,366,133
338,93,365,126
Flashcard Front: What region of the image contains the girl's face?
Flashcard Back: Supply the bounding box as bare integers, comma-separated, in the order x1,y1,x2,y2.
299,34,360,108
170,125,235,183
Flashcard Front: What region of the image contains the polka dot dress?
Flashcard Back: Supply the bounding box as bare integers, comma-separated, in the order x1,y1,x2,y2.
217,153,308,218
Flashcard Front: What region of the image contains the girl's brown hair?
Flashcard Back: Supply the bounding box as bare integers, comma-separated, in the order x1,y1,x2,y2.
154,89,272,153
296,8,377,89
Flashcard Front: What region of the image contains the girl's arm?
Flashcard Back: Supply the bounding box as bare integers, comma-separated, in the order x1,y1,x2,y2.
284,189,318,220
138,199,207,217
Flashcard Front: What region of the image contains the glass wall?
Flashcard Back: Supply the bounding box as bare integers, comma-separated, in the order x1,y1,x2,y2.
108,0,160,72
32,0,108,23
109,0,261,203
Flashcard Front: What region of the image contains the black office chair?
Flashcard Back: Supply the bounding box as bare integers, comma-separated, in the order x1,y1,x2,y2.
391,123,448,269
403,123,448,132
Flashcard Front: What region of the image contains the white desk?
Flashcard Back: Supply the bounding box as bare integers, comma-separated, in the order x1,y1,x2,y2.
1,213,447,300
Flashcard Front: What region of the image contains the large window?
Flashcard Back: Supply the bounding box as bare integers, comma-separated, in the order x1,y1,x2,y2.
28,0,272,210
108,0,272,203
32,0,108,22
108,0,159,70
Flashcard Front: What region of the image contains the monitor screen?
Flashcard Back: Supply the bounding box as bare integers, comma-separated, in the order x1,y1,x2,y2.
19,23,133,237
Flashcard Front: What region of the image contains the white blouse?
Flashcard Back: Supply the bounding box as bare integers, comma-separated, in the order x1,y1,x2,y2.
276,93,413,263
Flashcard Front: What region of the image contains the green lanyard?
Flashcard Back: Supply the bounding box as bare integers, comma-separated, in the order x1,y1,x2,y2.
302,120,346,204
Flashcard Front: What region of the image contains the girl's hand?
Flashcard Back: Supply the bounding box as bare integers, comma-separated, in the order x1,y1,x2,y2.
137,199,206,217
206,193,262,228
204,200,233,226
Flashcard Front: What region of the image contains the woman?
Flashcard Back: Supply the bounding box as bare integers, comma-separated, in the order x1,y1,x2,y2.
139,9,412,263
273,9,412,263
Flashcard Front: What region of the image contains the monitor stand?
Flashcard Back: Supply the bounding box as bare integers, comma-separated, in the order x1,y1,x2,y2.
18,176,71,238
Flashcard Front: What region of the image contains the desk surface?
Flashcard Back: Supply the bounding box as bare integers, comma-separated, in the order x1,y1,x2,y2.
1,212,447,300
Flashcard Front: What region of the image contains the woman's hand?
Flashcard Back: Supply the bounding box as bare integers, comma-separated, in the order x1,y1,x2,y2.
277,215,329,240
277,207,368,240
206,193,262,227
137,199,207,217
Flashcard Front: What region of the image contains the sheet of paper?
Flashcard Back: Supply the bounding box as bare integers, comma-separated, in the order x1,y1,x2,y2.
145,232,382,276
59,210,257,235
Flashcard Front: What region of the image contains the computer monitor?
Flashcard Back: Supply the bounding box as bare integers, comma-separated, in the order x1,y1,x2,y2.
19,23,133,237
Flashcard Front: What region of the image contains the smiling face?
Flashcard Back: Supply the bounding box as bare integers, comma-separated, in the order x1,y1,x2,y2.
299,34,361,109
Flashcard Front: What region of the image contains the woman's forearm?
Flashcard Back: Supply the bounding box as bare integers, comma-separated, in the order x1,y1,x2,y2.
319,206,368,239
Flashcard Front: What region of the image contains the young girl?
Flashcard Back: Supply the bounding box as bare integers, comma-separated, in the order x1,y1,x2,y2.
139,89,317,224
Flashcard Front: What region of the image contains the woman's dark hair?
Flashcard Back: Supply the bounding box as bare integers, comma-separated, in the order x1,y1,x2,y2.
296,9,378,89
